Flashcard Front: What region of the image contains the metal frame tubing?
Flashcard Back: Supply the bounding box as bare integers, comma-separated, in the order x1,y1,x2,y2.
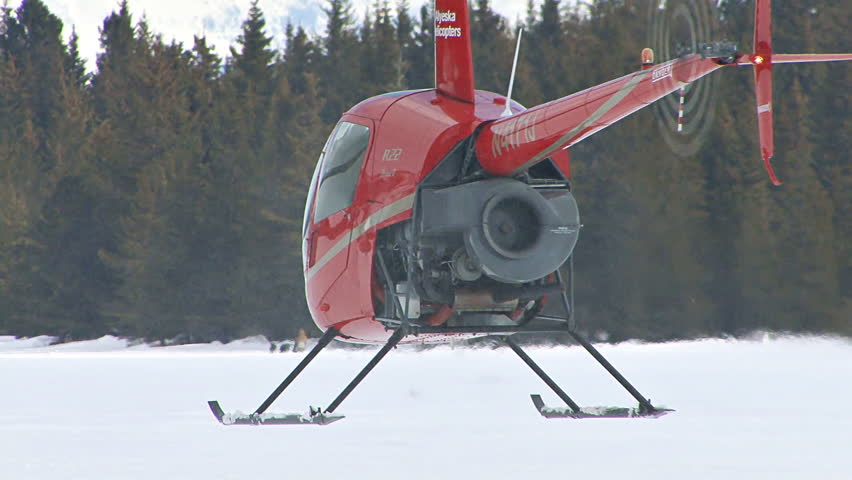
554,259,575,331
376,248,406,320
324,328,405,414
555,258,656,412
505,336,581,413
567,330,656,412
254,327,339,415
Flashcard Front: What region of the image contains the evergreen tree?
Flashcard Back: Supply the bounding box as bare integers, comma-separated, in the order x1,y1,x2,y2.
0,57,41,334
0,0,104,338
361,0,404,93
283,23,316,95
94,1,134,77
395,0,414,87
525,0,570,100
230,0,275,92
89,5,206,339
404,3,433,89
470,0,513,94
801,1,851,333
358,7,374,89
0,0,850,341
6,0,68,167
64,27,88,89
319,0,361,121
771,76,838,332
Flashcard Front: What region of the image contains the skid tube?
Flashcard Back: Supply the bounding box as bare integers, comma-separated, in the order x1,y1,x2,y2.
518,261,671,419
208,321,671,423
208,327,408,426
410,258,673,419
504,335,673,419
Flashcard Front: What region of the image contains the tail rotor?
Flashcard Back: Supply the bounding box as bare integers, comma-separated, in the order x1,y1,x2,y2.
647,0,721,158
650,0,851,185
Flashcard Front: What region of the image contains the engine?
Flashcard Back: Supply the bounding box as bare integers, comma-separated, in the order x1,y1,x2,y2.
375,176,580,326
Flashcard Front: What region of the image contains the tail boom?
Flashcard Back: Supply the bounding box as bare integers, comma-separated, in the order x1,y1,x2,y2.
476,55,726,176
477,0,850,183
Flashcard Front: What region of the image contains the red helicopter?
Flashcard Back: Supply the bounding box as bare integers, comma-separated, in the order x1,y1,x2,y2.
209,0,852,425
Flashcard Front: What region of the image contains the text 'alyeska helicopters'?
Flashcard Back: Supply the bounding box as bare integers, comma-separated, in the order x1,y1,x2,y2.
208,0,851,425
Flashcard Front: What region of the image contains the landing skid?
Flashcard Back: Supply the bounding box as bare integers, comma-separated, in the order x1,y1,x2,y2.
208,327,404,426
207,257,673,425
530,395,673,419
207,400,344,425
502,334,672,420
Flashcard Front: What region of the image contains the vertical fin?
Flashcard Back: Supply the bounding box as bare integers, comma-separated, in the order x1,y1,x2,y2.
753,0,780,185
434,0,475,103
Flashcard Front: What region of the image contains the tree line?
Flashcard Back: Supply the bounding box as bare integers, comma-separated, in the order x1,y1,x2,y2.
0,0,848,343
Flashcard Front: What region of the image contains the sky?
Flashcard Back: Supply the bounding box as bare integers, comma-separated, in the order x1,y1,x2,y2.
38,0,531,70
3,333,851,479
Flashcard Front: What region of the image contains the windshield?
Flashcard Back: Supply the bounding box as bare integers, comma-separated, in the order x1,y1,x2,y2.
312,121,371,222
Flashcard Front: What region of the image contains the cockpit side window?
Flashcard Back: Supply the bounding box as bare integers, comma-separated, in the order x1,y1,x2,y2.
312,121,371,222
302,157,322,238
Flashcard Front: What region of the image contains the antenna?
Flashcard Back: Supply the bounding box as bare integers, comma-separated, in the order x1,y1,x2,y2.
502,27,523,118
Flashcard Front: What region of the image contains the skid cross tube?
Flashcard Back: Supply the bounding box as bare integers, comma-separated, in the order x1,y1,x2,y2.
324,328,405,414
555,258,657,413
505,336,581,413
567,330,656,413
254,327,339,415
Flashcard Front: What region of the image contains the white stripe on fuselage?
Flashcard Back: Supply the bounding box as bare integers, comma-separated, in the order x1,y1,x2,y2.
509,68,653,175
306,194,416,281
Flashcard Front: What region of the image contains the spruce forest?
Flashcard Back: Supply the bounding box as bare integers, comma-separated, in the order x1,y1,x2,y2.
0,0,849,344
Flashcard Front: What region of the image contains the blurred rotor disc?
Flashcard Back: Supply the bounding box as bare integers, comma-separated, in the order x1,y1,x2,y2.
647,0,722,157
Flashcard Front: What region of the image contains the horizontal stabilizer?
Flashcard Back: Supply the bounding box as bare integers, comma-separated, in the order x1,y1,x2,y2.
742,53,852,64
530,394,674,419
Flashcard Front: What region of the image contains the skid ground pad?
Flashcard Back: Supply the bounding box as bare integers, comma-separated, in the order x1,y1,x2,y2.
530,394,674,419
208,401,344,426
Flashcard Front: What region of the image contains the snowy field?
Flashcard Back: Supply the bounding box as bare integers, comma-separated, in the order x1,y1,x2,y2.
2,334,851,479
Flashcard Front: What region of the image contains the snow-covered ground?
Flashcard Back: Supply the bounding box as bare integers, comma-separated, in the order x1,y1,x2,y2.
2,334,850,479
